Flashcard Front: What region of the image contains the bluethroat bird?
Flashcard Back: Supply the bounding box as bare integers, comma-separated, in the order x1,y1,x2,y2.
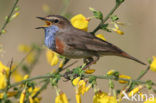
36,15,146,69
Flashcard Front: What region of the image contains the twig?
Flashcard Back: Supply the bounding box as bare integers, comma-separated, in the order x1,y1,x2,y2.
9,75,54,89
137,66,150,80
32,80,50,99
26,58,70,98
91,2,122,34
60,0,70,16
83,74,155,85
0,0,19,35
3,59,13,101
62,60,78,71
0,73,153,93
11,47,35,73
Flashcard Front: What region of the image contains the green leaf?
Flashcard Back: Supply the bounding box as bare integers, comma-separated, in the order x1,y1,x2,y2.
22,64,30,74
146,80,154,90
50,73,61,86
109,80,114,89
88,76,96,87
15,6,20,11
88,76,96,83
100,24,111,32
116,0,125,4
111,15,119,21
147,58,152,64
89,7,103,20
73,66,84,76
1,29,7,34
153,89,156,94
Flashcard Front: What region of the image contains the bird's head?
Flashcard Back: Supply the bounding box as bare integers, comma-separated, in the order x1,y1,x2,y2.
36,15,72,31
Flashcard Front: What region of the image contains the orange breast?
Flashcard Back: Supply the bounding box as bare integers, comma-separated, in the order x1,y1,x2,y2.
55,37,64,54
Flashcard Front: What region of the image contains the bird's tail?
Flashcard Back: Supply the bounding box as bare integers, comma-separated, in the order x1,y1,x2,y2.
120,52,146,65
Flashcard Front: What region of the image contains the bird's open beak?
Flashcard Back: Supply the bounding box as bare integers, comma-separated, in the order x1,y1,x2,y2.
36,16,53,29
36,17,47,21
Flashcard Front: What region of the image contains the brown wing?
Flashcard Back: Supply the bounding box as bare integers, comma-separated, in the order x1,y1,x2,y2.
56,30,123,54
56,29,146,65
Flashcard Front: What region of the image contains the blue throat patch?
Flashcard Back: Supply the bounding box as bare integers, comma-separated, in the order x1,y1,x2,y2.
44,25,59,50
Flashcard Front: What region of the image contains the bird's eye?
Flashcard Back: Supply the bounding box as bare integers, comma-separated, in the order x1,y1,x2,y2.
54,19,59,23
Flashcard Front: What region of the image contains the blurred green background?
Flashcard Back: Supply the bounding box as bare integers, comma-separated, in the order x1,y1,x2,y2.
0,0,156,103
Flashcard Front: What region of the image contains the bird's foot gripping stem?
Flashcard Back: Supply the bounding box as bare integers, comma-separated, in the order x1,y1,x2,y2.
82,56,99,70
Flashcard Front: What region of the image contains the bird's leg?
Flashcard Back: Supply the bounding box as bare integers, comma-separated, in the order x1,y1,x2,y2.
83,57,93,64
82,55,99,70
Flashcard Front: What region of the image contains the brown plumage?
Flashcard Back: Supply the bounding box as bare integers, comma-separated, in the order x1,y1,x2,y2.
36,15,146,68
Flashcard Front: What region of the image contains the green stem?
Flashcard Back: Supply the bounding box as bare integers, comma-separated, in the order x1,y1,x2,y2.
32,80,50,99
60,0,70,16
91,2,122,34
3,59,13,102
0,0,19,35
0,73,154,93
9,75,54,89
83,74,155,85
11,47,35,73
137,66,150,80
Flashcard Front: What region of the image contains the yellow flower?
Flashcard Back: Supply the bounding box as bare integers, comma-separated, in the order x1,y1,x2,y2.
0,73,7,90
128,85,143,97
78,80,86,95
107,70,116,75
150,56,156,72
119,74,131,84
0,91,17,99
0,61,9,89
73,77,81,86
59,60,64,68
85,84,92,92
85,69,95,74
112,28,124,35
18,44,31,53
10,12,19,21
42,4,51,14
0,61,9,75
28,87,40,97
96,34,106,41
111,22,124,35
70,14,89,31
29,96,41,103
11,64,24,82
46,49,59,66
27,52,35,64
76,94,81,103
28,87,41,103
12,70,24,82
29,96,34,103
33,98,41,103
73,78,91,95
93,91,117,103
18,44,35,64
93,91,107,102
144,98,156,103
73,77,91,103
55,91,69,103
23,74,29,80
20,89,26,103
139,92,146,100
11,65,30,82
